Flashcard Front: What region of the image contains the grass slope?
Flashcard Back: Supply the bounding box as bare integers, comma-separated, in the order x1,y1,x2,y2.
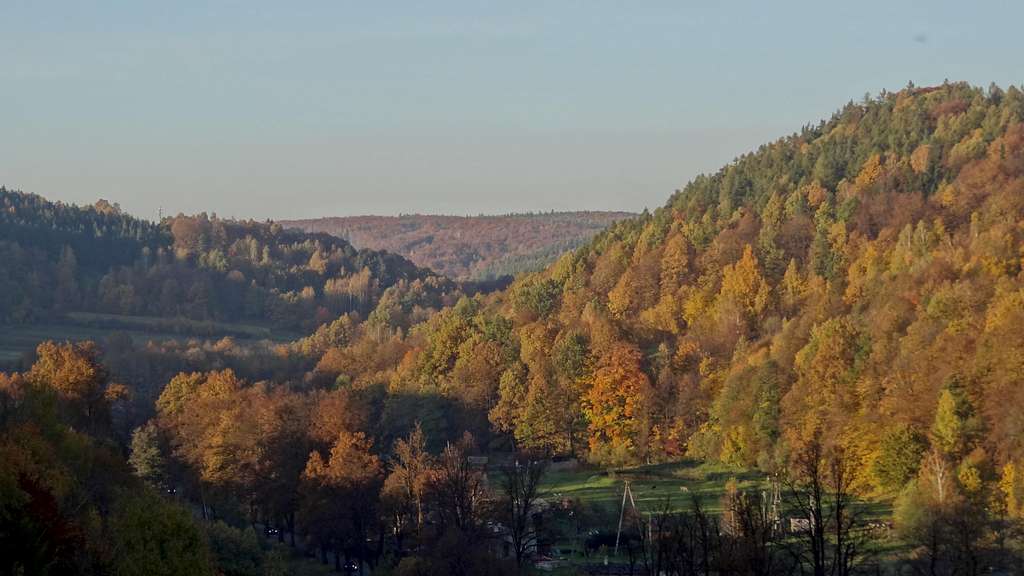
0,313,298,368
539,460,767,515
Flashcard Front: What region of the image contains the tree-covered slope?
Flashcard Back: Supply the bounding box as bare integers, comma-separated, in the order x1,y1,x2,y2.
0,190,464,333
503,82,1024,472
282,211,635,280
317,82,1024,501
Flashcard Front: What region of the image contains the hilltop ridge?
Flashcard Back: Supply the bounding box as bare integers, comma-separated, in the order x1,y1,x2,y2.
282,211,634,280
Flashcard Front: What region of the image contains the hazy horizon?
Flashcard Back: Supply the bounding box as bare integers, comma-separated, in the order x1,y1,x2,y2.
3,1,1021,220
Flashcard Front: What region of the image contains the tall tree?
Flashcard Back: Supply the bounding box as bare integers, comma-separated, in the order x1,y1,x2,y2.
382,423,432,549
498,455,549,568
583,343,651,464
427,434,486,535
784,439,868,576
129,422,167,489
301,430,383,573
27,340,113,432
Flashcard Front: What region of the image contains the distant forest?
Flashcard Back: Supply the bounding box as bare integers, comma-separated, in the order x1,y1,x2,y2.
282,212,634,280
0,190,480,333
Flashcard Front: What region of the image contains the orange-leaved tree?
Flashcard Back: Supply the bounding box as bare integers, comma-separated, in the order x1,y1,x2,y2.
582,343,651,464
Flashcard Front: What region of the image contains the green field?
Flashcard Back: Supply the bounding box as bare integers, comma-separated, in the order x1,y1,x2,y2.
538,459,895,523
0,313,298,368
63,312,297,339
525,460,769,571
532,460,902,572
538,460,768,516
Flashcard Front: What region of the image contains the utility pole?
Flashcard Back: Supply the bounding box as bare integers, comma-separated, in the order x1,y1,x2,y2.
613,480,638,557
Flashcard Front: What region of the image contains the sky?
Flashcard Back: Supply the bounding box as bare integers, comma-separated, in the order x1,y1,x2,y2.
1,1,1022,221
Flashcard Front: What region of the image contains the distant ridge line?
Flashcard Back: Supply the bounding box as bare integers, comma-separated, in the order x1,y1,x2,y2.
281,211,637,280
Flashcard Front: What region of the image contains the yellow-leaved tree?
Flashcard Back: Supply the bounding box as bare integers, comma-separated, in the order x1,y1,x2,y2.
582,343,650,465
714,245,771,338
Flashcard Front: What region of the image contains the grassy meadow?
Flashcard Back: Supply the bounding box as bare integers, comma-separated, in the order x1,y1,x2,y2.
0,313,298,368
529,460,903,574
538,460,769,515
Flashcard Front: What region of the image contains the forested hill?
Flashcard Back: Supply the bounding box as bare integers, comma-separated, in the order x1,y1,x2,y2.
0,189,465,332
491,82,1024,470
314,82,1024,485
281,211,635,280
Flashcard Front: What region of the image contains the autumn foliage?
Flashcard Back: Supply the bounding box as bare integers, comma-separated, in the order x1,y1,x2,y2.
5,82,1024,572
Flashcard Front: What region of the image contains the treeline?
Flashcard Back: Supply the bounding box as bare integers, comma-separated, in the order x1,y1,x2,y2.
283,211,634,280
0,190,466,331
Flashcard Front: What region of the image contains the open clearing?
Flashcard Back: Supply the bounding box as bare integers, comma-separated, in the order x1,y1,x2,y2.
537,459,767,516
533,459,900,573
0,313,297,368
538,459,894,520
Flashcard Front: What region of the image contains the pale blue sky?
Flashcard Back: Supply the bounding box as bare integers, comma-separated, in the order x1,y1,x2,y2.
1,1,1021,220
